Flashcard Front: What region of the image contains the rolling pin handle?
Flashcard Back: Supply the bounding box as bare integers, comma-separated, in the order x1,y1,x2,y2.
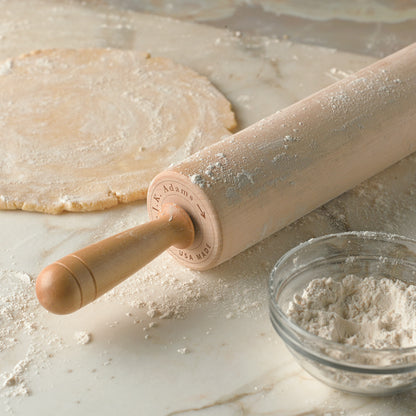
36,203,194,314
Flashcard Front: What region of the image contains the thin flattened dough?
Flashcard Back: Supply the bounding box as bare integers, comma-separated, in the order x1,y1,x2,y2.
0,48,236,214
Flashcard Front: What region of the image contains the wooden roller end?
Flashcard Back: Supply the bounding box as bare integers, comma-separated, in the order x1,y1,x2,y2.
36,263,83,314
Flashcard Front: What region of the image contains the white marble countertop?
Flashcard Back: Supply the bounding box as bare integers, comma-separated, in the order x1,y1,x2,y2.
1,1,416,415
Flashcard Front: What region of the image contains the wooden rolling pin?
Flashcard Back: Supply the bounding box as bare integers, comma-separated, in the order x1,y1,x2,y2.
37,43,416,314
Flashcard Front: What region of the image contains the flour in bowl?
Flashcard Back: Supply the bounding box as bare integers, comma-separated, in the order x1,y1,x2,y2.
287,275,416,349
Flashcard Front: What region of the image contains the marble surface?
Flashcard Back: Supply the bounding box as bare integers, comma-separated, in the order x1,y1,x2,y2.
1,1,416,415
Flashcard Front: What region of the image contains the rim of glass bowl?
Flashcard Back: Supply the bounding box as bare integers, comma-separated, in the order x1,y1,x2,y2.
269,231,416,373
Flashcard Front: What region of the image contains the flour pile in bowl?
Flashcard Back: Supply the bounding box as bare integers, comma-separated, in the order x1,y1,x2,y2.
287,275,416,349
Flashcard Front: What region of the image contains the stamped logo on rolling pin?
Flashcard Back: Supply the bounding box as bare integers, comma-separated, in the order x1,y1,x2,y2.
147,172,221,270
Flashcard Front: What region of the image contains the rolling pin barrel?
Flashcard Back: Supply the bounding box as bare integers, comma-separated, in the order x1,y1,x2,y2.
37,43,416,314
148,42,416,270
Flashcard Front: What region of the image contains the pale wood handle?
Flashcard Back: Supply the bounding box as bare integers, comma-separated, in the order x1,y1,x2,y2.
36,204,194,314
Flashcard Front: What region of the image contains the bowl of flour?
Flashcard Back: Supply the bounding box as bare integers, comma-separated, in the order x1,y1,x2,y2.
269,231,416,396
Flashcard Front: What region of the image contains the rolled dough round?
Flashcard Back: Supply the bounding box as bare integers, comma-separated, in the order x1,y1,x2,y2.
0,48,236,214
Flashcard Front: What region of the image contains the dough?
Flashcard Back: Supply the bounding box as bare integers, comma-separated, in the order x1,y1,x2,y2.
0,48,236,214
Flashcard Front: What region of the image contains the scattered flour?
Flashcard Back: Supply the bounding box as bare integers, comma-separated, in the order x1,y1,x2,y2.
287,275,416,349
189,173,206,188
94,207,267,322
0,270,64,402
2,265,255,407
74,331,92,345
0,59,12,75
99,252,264,321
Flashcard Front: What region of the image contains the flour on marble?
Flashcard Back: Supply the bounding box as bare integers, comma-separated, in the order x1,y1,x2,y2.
287,275,416,348
93,206,266,325
0,270,64,401
74,331,92,345
177,347,190,355
100,257,235,320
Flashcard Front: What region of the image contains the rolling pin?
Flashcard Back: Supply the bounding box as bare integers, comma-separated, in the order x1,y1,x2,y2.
36,43,416,314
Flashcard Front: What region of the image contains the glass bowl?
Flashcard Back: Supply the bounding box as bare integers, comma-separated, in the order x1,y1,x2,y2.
269,231,416,396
